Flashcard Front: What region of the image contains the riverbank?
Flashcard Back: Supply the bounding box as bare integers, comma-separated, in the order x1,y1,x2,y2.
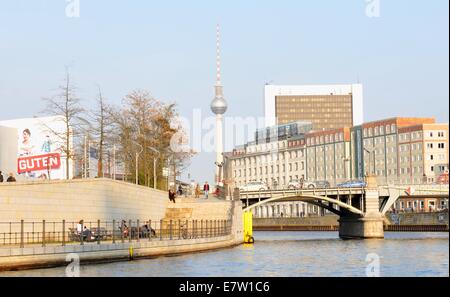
0,235,241,271
0,179,244,272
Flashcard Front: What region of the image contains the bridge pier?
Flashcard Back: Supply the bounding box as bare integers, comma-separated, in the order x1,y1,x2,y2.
338,216,384,239
337,175,385,239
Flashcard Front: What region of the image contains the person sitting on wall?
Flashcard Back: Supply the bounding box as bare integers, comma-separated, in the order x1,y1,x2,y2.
83,226,93,241
120,220,129,238
169,189,176,203
213,186,220,197
6,173,16,182
142,224,156,238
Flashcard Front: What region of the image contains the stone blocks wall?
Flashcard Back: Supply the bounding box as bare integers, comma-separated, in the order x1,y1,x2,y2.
0,178,167,233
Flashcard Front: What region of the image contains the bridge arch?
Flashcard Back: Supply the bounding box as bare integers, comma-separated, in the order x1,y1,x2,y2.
243,194,364,216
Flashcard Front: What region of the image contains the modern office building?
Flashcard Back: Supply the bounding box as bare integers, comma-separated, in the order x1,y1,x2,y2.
264,84,364,130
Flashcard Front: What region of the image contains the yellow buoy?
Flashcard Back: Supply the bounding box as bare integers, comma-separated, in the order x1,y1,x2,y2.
243,211,254,244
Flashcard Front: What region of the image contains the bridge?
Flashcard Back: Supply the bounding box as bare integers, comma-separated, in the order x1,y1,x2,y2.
238,176,449,239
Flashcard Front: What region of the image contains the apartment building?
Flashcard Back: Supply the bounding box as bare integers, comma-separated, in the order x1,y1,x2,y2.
350,117,446,185
223,122,310,189
305,128,352,186
397,123,449,184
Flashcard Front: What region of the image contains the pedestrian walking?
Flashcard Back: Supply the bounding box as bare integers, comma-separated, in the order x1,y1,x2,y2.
0,170,3,183
195,184,201,198
203,181,210,199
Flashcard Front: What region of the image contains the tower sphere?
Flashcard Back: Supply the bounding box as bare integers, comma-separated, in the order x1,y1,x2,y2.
211,97,228,115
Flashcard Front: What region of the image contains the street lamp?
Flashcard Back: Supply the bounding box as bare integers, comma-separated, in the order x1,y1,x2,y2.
148,146,160,189
364,148,375,176
343,157,350,181
135,143,143,185
215,161,224,186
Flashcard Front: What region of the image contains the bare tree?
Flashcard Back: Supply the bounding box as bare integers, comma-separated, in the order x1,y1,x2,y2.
42,69,86,179
88,85,114,177
108,90,195,189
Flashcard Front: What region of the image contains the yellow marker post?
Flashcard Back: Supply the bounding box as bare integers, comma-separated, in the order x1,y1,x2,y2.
129,246,134,260
243,211,254,244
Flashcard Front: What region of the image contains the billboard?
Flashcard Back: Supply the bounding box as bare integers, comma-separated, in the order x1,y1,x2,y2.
0,116,73,180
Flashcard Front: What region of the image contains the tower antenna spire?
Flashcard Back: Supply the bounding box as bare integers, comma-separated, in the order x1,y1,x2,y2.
216,23,221,85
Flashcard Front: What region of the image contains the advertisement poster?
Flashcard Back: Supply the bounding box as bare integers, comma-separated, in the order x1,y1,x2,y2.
0,116,72,180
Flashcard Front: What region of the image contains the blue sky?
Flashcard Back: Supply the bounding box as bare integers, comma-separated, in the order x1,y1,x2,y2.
0,0,448,183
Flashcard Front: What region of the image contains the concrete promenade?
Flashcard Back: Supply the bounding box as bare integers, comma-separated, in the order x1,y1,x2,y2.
0,179,244,271
0,235,240,271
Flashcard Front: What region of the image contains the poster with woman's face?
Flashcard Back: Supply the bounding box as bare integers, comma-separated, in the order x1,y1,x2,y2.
0,116,68,179
19,128,35,156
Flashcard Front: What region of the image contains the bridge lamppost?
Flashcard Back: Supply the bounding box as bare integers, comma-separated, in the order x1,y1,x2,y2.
343,157,350,181
364,148,375,176
215,161,224,187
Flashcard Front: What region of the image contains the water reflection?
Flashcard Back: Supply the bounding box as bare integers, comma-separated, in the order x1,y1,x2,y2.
1,232,448,277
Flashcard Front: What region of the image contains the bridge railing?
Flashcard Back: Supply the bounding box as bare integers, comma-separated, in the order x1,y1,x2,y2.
0,219,232,248
239,187,366,197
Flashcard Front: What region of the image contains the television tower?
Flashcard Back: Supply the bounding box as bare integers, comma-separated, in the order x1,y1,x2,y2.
210,24,228,186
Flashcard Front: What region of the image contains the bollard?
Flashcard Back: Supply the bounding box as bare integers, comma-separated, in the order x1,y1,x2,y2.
20,220,24,248
186,220,189,239
160,219,163,241
169,220,173,240
201,220,203,238
178,220,181,240
62,220,66,246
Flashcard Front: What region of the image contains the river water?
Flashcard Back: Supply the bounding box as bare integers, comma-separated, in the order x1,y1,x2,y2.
1,232,448,277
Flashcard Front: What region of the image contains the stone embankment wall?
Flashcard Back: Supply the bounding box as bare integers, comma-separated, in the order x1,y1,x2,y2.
0,179,167,233
386,212,449,225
